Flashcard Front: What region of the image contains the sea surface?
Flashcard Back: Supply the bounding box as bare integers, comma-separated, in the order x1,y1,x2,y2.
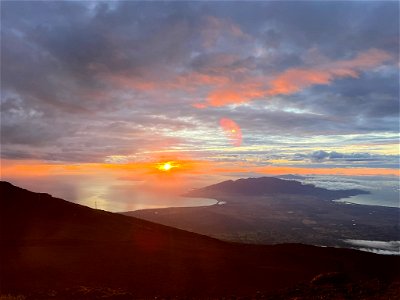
94,195,218,213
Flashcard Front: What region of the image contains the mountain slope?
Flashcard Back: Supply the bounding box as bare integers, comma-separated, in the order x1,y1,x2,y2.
1,181,399,299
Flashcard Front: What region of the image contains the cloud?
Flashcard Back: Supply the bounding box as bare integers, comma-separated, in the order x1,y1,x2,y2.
1,1,398,168
293,150,399,165
200,15,250,49
196,48,394,107
268,49,391,95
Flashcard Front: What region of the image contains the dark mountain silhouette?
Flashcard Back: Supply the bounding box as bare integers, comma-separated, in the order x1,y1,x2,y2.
185,176,368,199
1,181,399,299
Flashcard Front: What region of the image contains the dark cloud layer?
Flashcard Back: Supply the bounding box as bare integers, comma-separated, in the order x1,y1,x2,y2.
1,1,398,164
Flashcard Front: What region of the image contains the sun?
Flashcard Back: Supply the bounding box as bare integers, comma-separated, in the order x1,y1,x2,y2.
156,161,179,172
161,162,172,171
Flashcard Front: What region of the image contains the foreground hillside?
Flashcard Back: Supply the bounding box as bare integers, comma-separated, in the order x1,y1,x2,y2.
1,181,399,299
127,177,399,248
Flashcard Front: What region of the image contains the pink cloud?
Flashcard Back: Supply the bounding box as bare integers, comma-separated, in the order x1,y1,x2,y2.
267,49,391,96
196,48,393,107
96,48,392,110
266,69,334,95
206,84,265,107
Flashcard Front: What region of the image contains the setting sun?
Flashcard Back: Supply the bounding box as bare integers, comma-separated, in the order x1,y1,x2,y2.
156,161,179,172
162,163,172,171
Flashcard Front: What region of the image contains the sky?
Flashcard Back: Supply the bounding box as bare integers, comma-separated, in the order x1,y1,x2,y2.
1,1,399,208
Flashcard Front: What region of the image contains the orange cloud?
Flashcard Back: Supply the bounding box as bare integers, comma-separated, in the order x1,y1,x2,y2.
220,118,242,146
210,90,248,106
91,48,392,109
196,48,393,107
207,85,265,107
334,48,393,69
267,48,391,96
267,69,336,95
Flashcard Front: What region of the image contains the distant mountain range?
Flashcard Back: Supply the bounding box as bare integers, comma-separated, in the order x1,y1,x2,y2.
1,181,399,299
185,176,369,199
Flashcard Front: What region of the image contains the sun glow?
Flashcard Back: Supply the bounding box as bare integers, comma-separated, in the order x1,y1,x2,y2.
163,162,172,171
156,161,179,172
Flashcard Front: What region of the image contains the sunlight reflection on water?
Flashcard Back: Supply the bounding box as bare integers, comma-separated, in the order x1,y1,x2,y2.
82,194,218,212
2,175,220,213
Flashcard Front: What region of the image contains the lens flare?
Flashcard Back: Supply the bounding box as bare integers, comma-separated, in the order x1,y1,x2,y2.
220,118,242,146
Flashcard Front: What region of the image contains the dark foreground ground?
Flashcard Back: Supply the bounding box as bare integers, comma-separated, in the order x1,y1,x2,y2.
1,181,399,299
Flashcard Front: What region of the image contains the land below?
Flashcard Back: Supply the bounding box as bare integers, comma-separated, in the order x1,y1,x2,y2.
125,177,400,249
1,180,399,299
